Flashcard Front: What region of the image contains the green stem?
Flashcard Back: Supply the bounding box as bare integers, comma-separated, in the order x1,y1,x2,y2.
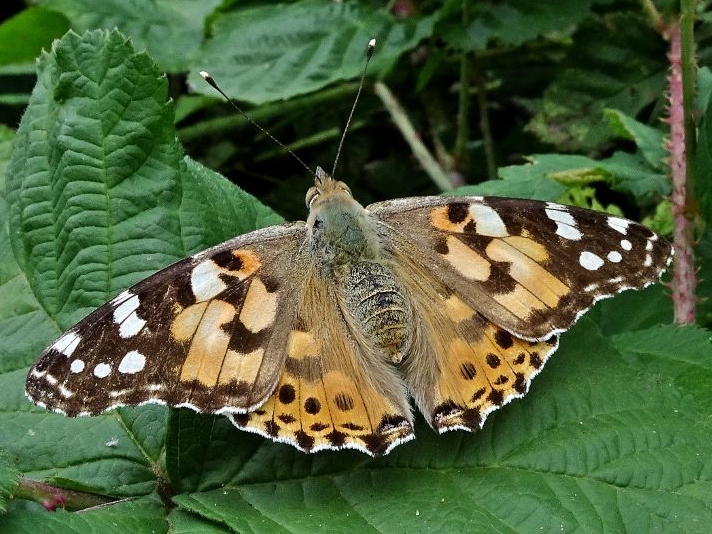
639,0,664,31
680,0,697,193
472,59,496,180
374,82,453,191
455,0,472,176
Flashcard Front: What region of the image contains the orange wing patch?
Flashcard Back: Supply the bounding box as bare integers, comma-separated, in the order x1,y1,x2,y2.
431,316,558,432
230,276,414,456
404,285,559,434
230,320,413,456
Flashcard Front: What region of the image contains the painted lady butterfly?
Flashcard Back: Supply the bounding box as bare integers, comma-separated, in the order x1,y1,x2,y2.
26,165,672,456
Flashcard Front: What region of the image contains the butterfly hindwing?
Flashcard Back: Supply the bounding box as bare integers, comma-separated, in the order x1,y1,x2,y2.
230,267,414,455
26,222,306,417
386,249,559,432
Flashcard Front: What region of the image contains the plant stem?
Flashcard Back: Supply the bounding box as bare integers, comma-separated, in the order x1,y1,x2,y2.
640,0,664,31
455,0,472,176
472,58,497,180
374,82,454,191
14,478,114,511
667,13,697,324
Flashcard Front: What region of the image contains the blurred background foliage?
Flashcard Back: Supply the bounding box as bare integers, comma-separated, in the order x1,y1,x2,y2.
2,0,704,222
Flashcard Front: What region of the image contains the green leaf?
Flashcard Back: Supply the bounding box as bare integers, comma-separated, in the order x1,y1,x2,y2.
38,0,221,72
0,124,14,190
170,509,232,533
5,27,186,327
604,108,668,170
191,0,435,104
162,319,712,533
479,152,669,210
0,28,279,524
0,7,69,67
695,67,712,221
0,452,20,513
695,228,712,325
441,0,594,51
180,157,284,255
598,151,670,202
1,496,167,533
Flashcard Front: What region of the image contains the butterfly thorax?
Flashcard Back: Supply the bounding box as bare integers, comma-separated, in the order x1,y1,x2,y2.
306,172,412,362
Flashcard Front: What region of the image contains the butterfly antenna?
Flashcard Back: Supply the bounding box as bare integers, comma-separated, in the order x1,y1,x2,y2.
331,38,376,178
199,71,315,178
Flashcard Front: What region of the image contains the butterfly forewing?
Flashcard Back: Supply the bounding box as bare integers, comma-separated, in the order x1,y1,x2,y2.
26,222,306,417
371,196,673,341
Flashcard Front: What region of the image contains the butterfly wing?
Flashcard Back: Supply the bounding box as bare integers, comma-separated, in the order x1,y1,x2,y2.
229,267,414,456
369,196,672,432
371,196,672,339
26,222,307,417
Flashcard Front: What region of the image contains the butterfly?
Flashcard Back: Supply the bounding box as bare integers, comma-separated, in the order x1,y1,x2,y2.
25,166,673,456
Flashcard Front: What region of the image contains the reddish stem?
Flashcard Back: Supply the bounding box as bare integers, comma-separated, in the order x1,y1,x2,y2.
666,22,696,324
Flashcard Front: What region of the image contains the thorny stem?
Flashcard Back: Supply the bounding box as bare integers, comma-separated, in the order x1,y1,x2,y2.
666,16,697,324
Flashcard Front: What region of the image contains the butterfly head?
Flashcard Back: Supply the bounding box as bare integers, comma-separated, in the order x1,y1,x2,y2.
305,166,353,210
304,167,380,263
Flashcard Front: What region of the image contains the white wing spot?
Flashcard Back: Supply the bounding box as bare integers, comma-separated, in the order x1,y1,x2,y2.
645,239,654,251
70,359,85,374
93,363,112,379
469,203,508,237
113,293,139,322
58,384,74,398
579,251,604,271
118,312,147,338
620,239,632,251
113,293,147,338
110,289,133,306
118,351,146,374
607,251,623,263
52,331,81,357
644,254,653,267
44,374,58,385
545,206,582,241
191,260,227,302
607,216,630,235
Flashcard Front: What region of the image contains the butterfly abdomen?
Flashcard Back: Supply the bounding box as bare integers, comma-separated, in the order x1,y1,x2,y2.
341,261,411,363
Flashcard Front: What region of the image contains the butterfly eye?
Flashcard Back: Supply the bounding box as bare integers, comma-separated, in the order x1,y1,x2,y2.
306,186,320,208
